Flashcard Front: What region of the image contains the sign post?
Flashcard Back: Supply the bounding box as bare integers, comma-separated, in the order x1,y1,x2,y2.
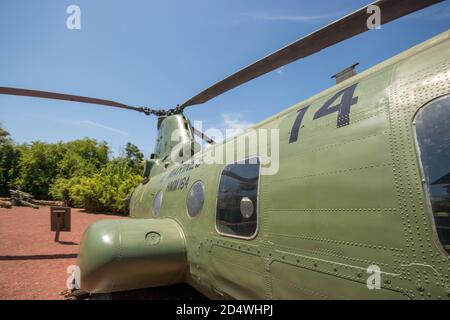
51,207,71,242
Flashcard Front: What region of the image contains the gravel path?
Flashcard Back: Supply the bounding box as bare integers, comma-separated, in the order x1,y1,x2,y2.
0,206,123,300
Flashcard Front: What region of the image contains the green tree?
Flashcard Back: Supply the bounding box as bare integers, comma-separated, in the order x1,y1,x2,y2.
14,142,63,199
0,127,20,196
124,142,144,174
57,139,109,178
0,126,10,142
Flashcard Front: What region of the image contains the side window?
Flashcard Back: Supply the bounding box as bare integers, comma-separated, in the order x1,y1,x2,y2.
186,181,205,218
414,95,450,255
216,158,260,238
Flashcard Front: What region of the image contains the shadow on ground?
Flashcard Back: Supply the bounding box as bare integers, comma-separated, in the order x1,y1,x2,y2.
79,209,128,217
0,253,78,261
84,284,208,300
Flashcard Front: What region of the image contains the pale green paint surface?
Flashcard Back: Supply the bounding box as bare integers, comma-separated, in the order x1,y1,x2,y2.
78,218,187,293
78,30,450,299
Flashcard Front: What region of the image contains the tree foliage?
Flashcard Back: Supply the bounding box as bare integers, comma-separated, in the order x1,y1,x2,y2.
67,159,142,213
0,123,143,215
58,139,109,178
125,142,144,173
0,128,20,196
14,142,63,199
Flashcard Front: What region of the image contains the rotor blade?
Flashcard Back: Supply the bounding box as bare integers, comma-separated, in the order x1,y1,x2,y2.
193,126,215,144
0,86,153,115
180,0,443,109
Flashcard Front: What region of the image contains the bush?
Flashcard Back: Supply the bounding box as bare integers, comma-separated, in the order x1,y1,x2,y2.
50,156,142,214
49,176,82,207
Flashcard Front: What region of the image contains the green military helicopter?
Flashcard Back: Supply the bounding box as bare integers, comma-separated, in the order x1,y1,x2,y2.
1,0,449,299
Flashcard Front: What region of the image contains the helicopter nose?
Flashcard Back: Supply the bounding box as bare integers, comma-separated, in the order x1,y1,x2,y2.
77,218,187,293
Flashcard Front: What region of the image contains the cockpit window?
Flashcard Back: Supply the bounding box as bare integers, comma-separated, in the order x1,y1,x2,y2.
414,95,450,255
216,158,260,238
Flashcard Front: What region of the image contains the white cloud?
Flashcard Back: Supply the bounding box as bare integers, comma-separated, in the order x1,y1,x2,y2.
27,113,77,126
276,66,285,74
221,113,253,137
26,114,129,137
79,120,129,136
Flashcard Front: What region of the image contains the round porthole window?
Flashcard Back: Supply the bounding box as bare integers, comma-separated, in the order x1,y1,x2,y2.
187,181,205,218
152,191,163,217
240,197,254,219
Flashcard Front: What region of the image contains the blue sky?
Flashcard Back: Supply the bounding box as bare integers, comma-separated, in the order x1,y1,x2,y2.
1,0,449,157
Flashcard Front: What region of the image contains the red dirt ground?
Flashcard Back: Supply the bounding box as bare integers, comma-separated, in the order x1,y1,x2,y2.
0,206,123,300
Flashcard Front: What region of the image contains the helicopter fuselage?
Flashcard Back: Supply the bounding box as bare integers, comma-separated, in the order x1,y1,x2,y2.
78,30,450,299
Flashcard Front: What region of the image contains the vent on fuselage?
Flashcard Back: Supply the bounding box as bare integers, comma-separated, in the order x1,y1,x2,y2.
331,63,359,84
